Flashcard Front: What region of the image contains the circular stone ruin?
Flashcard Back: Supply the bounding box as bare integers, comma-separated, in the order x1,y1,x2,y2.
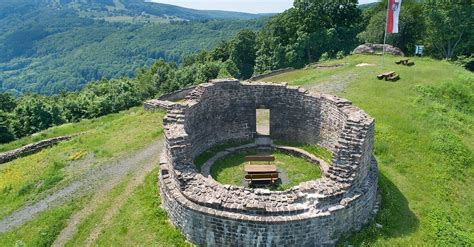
154,79,379,246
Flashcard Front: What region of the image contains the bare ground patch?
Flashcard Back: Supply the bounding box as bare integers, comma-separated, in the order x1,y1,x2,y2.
309,71,359,94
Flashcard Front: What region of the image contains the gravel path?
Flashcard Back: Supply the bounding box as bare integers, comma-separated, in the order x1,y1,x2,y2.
309,71,358,95
82,148,159,246
0,140,163,235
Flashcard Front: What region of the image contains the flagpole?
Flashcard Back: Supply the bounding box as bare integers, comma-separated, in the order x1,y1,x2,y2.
382,0,390,67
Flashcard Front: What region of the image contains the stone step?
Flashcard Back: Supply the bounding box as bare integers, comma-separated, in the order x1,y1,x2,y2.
255,137,273,147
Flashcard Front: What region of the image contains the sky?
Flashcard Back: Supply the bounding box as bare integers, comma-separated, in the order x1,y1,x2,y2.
150,0,379,14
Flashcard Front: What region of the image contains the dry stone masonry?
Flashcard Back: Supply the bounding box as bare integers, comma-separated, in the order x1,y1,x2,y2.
148,79,379,246
353,43,404,56
0,135,74,165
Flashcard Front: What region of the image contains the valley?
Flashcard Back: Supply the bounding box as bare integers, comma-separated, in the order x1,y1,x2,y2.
0,0,268,95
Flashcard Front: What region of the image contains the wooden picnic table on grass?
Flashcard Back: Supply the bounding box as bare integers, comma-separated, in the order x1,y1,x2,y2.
244,164,277,173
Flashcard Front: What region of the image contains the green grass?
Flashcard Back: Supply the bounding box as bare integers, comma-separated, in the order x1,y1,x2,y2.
0,107,165,220
71,169,189,246
210,149,322,190
264,54,474,245
263,59,354,88
64,175,132,246
193,139,253,171
0,202,79,246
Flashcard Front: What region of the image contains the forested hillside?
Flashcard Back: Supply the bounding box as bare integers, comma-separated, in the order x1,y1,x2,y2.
1,0,472,144
0,0,268,95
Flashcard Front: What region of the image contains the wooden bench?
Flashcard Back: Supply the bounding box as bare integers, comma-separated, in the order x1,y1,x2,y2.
245,173,279,185
395,59,410,65
387,73,400,81
377,71,395,80
377,71,400,82
244,155,279,186
245,164,277,173
396,59,415,66
244,155,275,165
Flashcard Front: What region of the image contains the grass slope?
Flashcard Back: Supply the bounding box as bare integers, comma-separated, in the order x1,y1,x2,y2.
264,54,474,245
0,202,79,246
84,169,189,246
0,107,164,219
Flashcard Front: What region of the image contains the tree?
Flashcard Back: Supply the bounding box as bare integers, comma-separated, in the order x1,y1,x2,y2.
0,93,17,112
218,60,240,78
151,59,178,95
0,111,15,143
254,0,361,72
11,95,64,137
293,0,361,58
423,0,473,59
210,41,231,62
229,29,257,79
357,1,425,55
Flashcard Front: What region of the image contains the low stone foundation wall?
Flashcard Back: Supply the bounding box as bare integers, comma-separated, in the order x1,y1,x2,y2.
159,86,197,102
248,68,294,81
353,43,404,56
154,79,379,246
0,135,74,164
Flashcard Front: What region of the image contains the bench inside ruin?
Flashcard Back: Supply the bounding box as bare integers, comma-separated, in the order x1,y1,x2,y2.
244,155,275,165
245,172,279,185
244,155,279,186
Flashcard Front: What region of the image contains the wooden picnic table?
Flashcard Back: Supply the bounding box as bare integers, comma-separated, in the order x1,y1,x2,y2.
244,164,277,173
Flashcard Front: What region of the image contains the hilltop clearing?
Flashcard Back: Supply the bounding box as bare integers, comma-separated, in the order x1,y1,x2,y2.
0,55,472,245
262,54,473,245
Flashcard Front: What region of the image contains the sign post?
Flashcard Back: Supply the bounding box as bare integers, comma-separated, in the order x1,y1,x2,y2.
415,45,424,56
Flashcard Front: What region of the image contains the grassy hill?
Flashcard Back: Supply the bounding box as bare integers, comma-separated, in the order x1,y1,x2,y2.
0,0,268,95
0,55,472,245
262,55,473,245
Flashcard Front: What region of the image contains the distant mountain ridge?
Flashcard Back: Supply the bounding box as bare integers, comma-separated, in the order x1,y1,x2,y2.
42,0,269,21
0,0,268,95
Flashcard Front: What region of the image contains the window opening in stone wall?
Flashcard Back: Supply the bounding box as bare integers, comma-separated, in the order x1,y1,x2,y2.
256,109,270,136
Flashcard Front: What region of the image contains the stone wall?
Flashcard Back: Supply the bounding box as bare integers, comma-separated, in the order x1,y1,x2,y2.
0,135,74,165
159,86,197,102
353,43,404,56
248,68,295,82
153,79,379,246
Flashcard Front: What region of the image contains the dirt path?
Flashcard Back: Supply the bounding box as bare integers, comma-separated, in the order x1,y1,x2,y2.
83,150,158,246
309,71,358,95
52,140,162,246
0,140,163,235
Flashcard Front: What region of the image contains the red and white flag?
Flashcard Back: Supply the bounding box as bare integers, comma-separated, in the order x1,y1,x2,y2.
387,0,402,33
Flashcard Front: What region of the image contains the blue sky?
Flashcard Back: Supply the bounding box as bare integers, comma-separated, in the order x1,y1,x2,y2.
150,0,379,14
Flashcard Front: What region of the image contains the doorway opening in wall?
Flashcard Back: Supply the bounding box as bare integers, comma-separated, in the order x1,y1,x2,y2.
256,109,270,136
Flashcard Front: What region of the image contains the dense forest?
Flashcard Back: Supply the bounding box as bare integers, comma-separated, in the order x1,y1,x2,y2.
0,0,472,143
0,0,268,95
